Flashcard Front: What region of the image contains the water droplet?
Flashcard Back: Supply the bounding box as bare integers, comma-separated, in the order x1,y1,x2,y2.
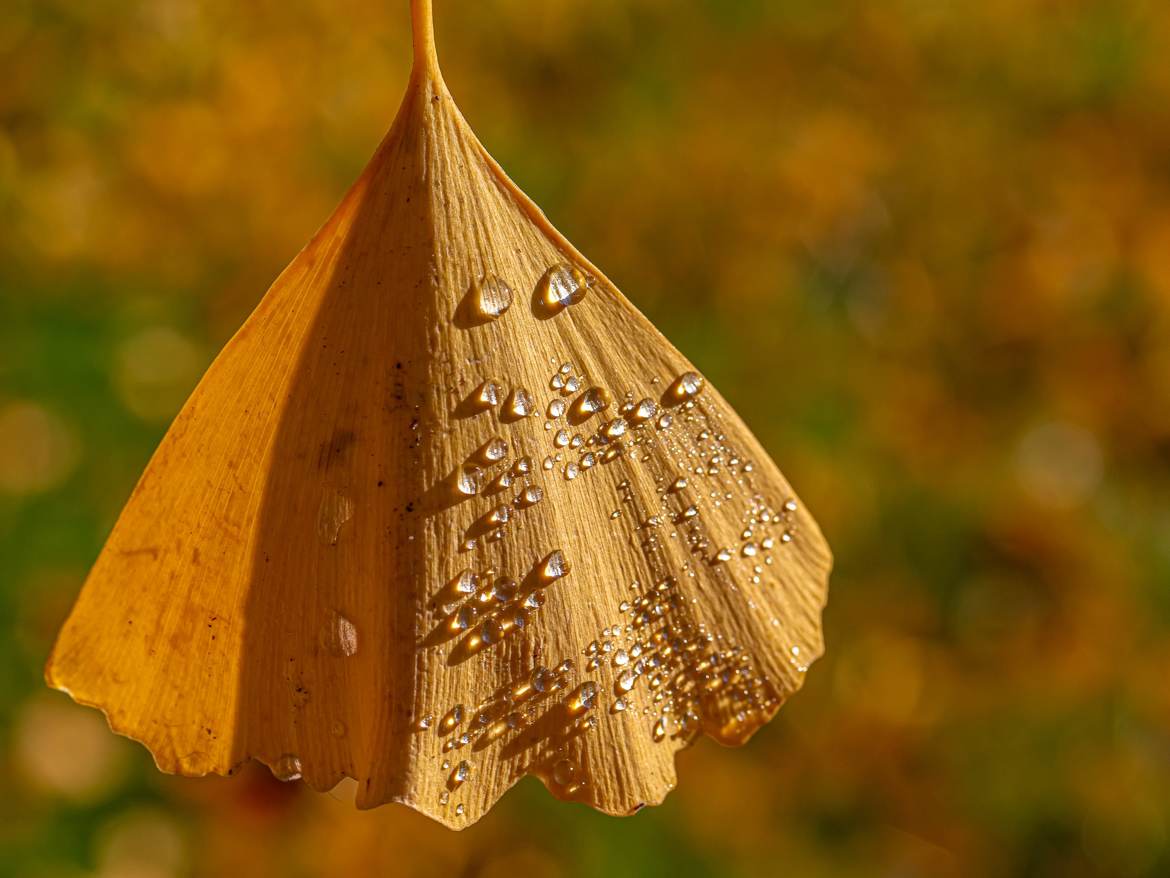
560,362,573,374
573,387,611,419
613,698,627,712
551,374,565,390
629,398,658,423
449,606,474,632
653,718,666,741
532,666,554,693
570,681,598,713
478,436,508,463
618,669,636,691
418,713,434,731
564,376,581,393
454,570,478,594
520,486,544,507
657,413,673,430
601,418,628,440
742,543,758,557
538,263,588,310
452,760,471,784
552,758,577,786
554,429,570,448
785,499,799,512
670,477,688,492
455,804,465,817
272,754,302,782
540,550,570,582
668,371,704,402
455,466,483,496
317,489,354,545
482,618,503,644
506,388,535,418
440,705,464,732
564,463,579,480
716,548,733,562
613,650,629,667
486,505,511,527
474,379,500,408
523,591,545,610
469,274,513,321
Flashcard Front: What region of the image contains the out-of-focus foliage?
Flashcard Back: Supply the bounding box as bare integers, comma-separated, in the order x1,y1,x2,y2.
2,0,1169,875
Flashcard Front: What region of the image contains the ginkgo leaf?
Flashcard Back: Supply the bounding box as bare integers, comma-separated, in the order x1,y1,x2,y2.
46,0,831,828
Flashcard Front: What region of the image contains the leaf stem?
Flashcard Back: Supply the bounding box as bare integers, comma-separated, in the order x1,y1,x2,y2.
411,0,439,76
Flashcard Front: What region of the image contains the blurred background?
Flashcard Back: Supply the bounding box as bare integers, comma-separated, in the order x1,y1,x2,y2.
2,0,1169,875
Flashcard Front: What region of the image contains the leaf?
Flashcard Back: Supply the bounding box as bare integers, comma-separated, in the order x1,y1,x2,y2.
46,0,831,828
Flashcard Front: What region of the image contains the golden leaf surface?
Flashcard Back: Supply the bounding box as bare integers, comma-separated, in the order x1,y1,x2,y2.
46,0,832,828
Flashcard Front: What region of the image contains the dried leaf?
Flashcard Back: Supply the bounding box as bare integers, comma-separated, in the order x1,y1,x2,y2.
46,0,831,828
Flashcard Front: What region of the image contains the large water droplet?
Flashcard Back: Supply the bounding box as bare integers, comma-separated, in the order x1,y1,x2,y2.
540,550,570,583
469,274,513,321
455,466,483,497
631,398,658,423
574,387,611,419
538,264,588,311
452,760,471,785
552,758,577,786
272,754,302,782
477,436,508,463
668,371,704,402
570,681,598,713
506,388,535,418
441,704,464,732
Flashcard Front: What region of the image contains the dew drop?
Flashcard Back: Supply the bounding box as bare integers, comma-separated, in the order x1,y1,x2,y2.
454,570,479,594
601,418,628,440
552,759,577,786
570,681,599,713
272,754,302,782
618,669,636,691
475,379,500,408
455,467,483,496
548,399,566,418
440,705,464,732
452,760,471,784
506,388,535,418
631,398,658,423
538,263,588,310
541,550,570,582
574,387,611,419
470,274,513,321
520,486,544,507
564,463,579,480
478,436,508,463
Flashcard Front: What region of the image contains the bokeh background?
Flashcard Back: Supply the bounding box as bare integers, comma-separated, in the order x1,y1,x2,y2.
3,0,1170,875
